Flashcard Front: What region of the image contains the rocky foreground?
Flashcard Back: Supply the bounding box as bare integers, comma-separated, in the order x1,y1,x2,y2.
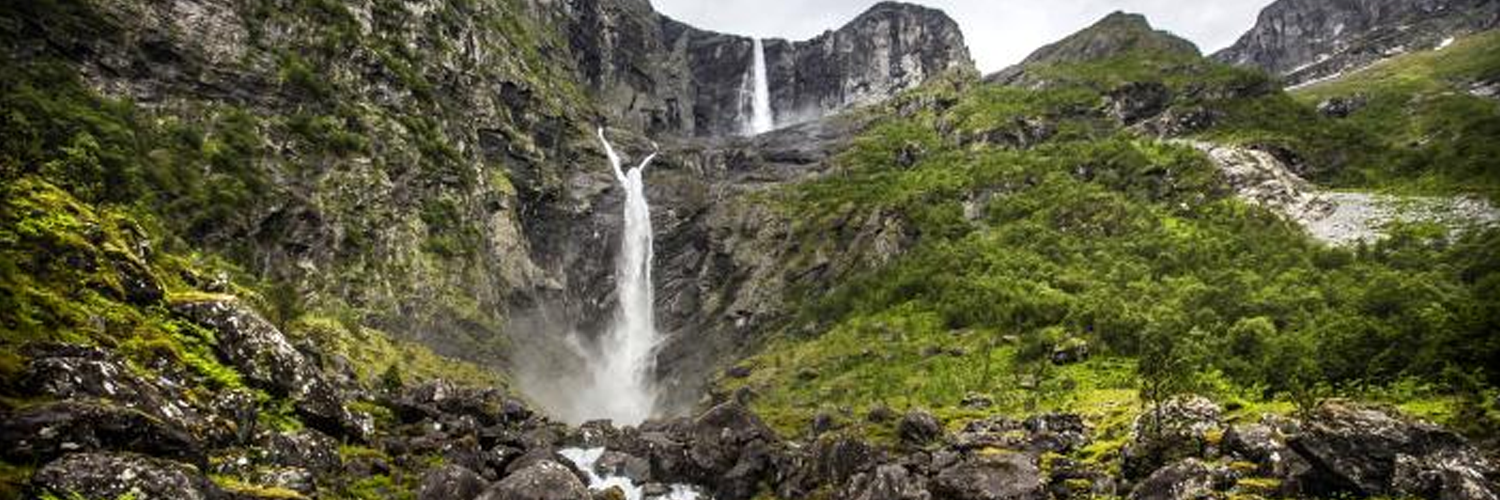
1,296,1495,500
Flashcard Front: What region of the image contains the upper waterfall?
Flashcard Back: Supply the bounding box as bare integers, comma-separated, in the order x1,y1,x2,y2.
747,38,774,135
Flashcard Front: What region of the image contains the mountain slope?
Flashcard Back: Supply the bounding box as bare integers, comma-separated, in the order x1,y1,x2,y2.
1214,0,1500,86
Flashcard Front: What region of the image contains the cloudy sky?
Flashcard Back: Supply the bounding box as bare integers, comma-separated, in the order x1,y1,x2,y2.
649,0,1275,73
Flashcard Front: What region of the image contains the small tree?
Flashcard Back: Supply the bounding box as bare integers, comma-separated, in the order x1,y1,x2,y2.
1137,318,1198,435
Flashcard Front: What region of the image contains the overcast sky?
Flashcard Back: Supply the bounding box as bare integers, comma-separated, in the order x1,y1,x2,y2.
649,0,1275,73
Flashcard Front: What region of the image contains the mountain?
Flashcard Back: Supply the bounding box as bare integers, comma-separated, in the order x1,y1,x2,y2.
565,0,972,137
1214,0,1500,86
4,1,1500,499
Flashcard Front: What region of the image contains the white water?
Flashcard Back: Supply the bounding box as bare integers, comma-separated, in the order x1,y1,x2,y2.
575,128,660,425
559,448,704,500
746,38,774,135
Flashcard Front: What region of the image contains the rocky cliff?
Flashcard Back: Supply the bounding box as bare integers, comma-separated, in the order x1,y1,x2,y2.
1213,0,1500,86
564,0,973,137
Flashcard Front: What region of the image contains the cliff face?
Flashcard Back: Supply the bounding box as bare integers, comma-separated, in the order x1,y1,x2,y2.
1213,0,1500,86
563,0,973,137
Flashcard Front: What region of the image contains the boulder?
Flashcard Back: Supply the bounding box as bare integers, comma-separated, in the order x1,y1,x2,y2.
1288,401,1498,499
898,410,943,446
1106,82,1172,124
1128,458,1234,500
0,400,203,466
1122,395,1222,480
840,464,930,500
172,299,365,440
1316,95,1367,118
20,343,215,440
812,436,884,487
1023,413,1089,455
263,429,341,473
932,452,1044,500
477,460,590,500
30,452,220,500
420,464,489,500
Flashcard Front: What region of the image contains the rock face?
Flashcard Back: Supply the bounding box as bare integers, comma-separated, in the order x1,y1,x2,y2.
1213,0,1500,86
30,452,221,500
564,0,972,137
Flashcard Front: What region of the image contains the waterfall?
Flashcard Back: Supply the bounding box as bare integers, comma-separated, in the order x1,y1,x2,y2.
747,38,774,135
580,127,660,425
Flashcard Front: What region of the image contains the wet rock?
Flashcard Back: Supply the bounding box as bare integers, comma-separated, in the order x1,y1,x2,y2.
932,451,1044,500
31,452,220,500
593,486,627,500
1128,458,1234,500
898,410,943,446
841,463,931,500
420,464,489,500
477,460,590,500
1288,401,1499,499
1122,395,1223,480
0,400,203,466
594,450,651,483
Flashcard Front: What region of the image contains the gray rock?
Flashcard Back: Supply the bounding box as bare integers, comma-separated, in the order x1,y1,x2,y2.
932,452,1044,500
0,400,203,466
420,464,489,500
1289,401,1499,499
478,460,590,500
1122,395,1223,480
1128,458,1234,500
263,429,341,474
898,410,943,446
31,452,220,500
841,464,931,500
1213,0,1500,86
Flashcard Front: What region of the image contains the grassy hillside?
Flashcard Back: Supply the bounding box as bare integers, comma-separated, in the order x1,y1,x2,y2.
716,36,1500,463
1292,31,1500,199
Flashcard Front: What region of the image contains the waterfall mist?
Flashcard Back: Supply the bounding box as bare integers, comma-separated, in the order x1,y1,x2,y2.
515,129,662,426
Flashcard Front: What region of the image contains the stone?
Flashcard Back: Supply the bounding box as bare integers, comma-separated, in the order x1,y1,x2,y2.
1317,95,1368,118
420,464,489,500
1106,82,1172,125
841,464,931,500
866,405,897,423
1288,401,1499,499
31,452,220,500
1128,458,1234,500
478,460,590,500
932,452,1044,500
898,410,943,446
263,429,341,474
1122,395,1223,480
1049,338,1090,366
0,400,203,466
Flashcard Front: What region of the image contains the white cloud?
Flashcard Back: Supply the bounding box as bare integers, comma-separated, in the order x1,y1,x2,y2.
648,0,1273,72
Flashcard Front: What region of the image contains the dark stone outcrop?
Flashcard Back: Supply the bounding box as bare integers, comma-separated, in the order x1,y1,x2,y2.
898,410,943,446
30,452,221,500
932,452,1045,500
1288,401,1499,499
1213,0,1500,86
0,400,204,466
1121,396,1223,480
1128,458,1235,500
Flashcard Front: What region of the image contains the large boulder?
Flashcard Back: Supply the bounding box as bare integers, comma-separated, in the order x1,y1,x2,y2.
30,452,220,500
262,429,341,474
932,452,1044,500
1288,401,1499,499
477,460,590,500
420,464,489,500
1122,395,1222,480
172,298,365,439
0,400,203,466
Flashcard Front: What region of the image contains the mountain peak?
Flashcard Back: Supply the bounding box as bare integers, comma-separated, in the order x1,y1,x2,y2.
1019,11,1200,66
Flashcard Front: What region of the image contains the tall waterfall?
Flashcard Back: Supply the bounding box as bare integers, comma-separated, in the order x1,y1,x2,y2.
582,128,660,425
747,38,774,135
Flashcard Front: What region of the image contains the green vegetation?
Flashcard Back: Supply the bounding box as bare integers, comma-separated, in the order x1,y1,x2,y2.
1292,31,1500,199
720,38,1500,451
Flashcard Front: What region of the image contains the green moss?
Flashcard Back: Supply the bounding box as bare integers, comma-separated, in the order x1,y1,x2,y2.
210,475,307,500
